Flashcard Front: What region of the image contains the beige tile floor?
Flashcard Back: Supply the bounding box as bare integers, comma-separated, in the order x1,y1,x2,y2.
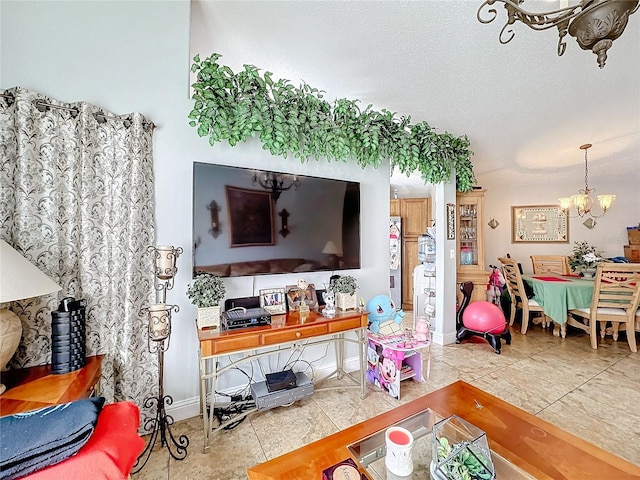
132,318,640,480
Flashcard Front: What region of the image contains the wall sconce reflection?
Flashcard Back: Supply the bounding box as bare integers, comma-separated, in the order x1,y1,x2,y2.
207,200,221,238
487,218,500,230
279,209,290,237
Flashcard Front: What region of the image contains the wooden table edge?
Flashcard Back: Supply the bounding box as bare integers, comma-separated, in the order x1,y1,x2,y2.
0,355,104,417
246,381,640,480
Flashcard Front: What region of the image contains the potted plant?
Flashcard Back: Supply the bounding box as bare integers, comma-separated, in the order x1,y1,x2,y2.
186,273,226,329
568,241,604,278
330,275,358,311
431,415,495,480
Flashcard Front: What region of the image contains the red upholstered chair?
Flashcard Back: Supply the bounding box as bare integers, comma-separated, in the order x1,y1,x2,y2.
23,401,145,480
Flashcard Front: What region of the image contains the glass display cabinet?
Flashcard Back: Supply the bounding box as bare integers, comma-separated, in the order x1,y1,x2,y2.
456,190,489,303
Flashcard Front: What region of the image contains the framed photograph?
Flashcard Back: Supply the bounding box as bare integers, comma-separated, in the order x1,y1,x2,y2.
225,186,274,247
511,205,569,243
259,287,287,315
446,203,456,240
286,283,318,311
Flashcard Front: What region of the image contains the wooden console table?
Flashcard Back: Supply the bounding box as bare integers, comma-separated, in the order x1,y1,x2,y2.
247,380,640,479
0,355,103,416
197,310,367,451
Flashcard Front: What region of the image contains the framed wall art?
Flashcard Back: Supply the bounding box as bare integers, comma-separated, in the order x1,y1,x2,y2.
225,186,274,247
446,203,456,240
259,287,287,315
286,283,318,311
511,205,569,243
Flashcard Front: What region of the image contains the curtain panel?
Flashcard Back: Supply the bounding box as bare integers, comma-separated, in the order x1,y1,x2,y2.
0,87,158,421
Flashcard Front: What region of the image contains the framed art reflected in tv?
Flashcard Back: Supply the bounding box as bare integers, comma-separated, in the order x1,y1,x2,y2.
192,162,361,278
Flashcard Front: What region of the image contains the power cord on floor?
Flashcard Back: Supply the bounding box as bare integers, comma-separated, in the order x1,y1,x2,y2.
208,396,255,430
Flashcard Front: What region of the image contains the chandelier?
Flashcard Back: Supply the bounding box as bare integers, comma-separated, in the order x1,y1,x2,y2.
558,144,615,220
252,171,300,202
477,0,640,68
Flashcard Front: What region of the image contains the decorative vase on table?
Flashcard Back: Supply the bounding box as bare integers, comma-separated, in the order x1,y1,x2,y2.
336,292,357,311
568,243,603,279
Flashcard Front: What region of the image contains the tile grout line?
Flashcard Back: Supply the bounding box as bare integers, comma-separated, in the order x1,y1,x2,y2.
533,352,630,417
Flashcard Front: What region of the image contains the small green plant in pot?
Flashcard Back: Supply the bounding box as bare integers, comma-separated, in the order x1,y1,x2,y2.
430,414,495,480
187,273,226,329
330,275,358,311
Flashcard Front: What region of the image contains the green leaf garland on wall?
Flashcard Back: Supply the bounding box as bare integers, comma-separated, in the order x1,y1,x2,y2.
189,53,475,192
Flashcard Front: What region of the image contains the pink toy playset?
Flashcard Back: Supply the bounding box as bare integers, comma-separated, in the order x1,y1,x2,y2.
366,332,430,400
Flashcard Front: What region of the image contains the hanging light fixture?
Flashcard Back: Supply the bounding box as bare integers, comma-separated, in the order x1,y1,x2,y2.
252,171,300,202
477,0,640,68
558,143,615,220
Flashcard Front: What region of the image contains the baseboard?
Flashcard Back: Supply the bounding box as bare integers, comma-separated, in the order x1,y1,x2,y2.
432,330,458,346
166,396,201,423
166,355,363,422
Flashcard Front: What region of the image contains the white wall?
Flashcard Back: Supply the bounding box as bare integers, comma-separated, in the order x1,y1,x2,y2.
1,1,389,412
478,174,640,274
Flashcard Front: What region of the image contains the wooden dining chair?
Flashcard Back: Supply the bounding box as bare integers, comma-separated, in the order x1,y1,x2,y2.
568,262,640,352
530,255,571,275
498,257,546,334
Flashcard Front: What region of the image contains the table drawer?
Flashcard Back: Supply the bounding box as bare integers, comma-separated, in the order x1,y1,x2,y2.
327,316,365,333
261,324,328,344
205,335,261,355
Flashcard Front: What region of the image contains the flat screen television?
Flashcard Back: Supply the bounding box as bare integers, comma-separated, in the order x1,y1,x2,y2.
193,162,361,278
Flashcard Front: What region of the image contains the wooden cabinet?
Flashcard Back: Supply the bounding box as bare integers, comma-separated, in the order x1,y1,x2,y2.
456,190,489,303
401,198,429,236
391,198,431,311
390,199,400,217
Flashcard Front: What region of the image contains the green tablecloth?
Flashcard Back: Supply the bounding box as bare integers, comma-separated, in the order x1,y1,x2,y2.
522,275,594,325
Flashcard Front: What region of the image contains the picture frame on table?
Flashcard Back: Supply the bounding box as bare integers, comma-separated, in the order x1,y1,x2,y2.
259,287,287,315
511,205,569,243
286,284,318,311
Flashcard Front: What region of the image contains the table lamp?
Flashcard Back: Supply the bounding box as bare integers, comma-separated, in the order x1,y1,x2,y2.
0,240,61,394
322,240,342,269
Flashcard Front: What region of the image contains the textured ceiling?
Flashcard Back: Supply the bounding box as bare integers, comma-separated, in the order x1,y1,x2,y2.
190,1,640,194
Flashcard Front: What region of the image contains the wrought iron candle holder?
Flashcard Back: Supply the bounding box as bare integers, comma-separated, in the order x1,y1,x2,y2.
132,245,189,473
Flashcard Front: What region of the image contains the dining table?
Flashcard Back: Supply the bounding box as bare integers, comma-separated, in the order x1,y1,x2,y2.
522,274,595,338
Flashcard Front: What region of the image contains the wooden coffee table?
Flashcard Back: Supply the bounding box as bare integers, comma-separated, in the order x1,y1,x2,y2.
246,381,640,480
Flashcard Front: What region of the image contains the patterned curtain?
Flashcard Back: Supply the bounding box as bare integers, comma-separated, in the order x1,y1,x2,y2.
0,87,157,421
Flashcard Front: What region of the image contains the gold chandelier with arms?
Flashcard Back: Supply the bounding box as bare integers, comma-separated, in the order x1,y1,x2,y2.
558,143,616,220
477,0,640,68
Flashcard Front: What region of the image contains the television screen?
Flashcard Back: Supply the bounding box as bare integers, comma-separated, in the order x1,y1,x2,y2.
193,163,361,278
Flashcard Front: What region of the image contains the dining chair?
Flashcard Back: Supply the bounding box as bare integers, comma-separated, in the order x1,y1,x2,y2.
568,262,640,353
498,257,546,334
530,255,571,275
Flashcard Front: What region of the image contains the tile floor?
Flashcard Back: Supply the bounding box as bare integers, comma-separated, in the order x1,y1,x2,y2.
131,318,640,480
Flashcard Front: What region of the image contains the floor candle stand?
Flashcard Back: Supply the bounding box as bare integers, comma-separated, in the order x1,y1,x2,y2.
132,245,189,473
